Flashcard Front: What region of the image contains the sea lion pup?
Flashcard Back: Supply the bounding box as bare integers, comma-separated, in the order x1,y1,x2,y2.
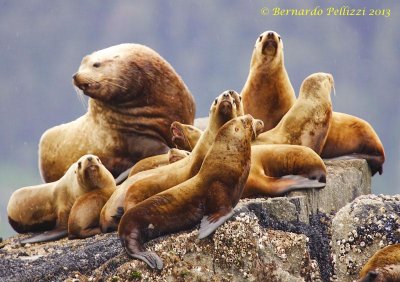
171,125,326,197
118,115,258,269
127,148,190,177
254,72,334,155
39,43,195,183
7,154,116,243
241,30,385,175
358,244,400,282
241,30,295,131
99,90,243,233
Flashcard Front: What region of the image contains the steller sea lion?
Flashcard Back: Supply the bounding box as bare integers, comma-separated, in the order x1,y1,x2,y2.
99,90,244,233
241,30,385,175
118,115,259,269
254,72,334,155
7,154,116,243
358,244,400,282
171,123,327,197
39,43,196,183
241,30,295,132
127,148,190,177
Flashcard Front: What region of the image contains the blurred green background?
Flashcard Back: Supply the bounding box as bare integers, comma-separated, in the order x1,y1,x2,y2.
1,0,399,238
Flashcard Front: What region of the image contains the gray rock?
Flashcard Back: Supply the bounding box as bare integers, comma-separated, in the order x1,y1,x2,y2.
331,194,400,282
0,159,387,282
289,159,371,214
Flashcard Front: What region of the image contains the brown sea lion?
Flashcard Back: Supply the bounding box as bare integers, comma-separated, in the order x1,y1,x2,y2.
241,30,385,175
358,244,400,282
39,43,196,183
127,148,190,177
118,115,258,269
99,90,243,232
171,121,203,151
254,72,334,155
241,30,295,131
7,154,116,243
171,124,326,197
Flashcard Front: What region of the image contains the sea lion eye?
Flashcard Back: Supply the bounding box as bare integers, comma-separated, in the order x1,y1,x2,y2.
239,96,242,101
214,98,218,105
97,158,101,163
278,36,281,42
259,35,263,42
78,162,81,169
93,62,101,68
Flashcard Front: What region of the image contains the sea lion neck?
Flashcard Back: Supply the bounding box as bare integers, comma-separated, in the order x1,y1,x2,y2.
87,99,166,137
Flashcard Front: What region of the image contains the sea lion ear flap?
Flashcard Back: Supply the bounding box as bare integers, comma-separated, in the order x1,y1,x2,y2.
198,209,234,239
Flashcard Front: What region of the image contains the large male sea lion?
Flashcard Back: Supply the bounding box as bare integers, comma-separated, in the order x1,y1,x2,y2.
100,90,244,232
118,115,258,269
39,43,195,183
7,154,116,243
241,30,385,175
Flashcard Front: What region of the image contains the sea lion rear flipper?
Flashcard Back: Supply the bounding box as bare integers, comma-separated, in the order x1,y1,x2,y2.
130,251,163,270
198,209,234,239
20,228,68,244
323,154,384,176
115,168,131,185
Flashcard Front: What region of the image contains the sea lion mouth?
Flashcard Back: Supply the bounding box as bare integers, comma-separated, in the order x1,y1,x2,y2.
253,119,264,138
219,100,233,117
262,40,278,55
171,123,190,149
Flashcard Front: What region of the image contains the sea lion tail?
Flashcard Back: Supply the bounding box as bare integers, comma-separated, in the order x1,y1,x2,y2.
20,228,68,245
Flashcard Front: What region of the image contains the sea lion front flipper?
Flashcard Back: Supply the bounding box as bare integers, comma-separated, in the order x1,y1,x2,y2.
130,251,163,270
198,209,234,239
115,168,131,185
20,228,68,244
280,175,326,190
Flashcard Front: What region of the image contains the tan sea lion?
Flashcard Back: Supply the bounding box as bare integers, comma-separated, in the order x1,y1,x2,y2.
171,121,203,151
118,115,258,269
241,30,295,131
171,124,326,197
241,30,385,175
7,154,116,243
127,148,190,177
39,43,196,183
99,90,243,233
254,72,334,155
358,244,400,281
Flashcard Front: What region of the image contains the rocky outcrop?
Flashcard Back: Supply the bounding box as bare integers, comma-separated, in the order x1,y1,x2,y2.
0,159,396,282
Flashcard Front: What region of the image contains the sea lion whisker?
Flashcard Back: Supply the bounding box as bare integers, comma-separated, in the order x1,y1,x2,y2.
102,80,128,90
73,85,88,109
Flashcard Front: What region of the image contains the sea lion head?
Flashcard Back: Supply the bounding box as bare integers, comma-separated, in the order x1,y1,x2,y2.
75,154,111,190
209,90,243,129
216,114,262,148
170,121,202,151
252,30,283,68
168,148,190,163
72,44,150,104
299,72,335,100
